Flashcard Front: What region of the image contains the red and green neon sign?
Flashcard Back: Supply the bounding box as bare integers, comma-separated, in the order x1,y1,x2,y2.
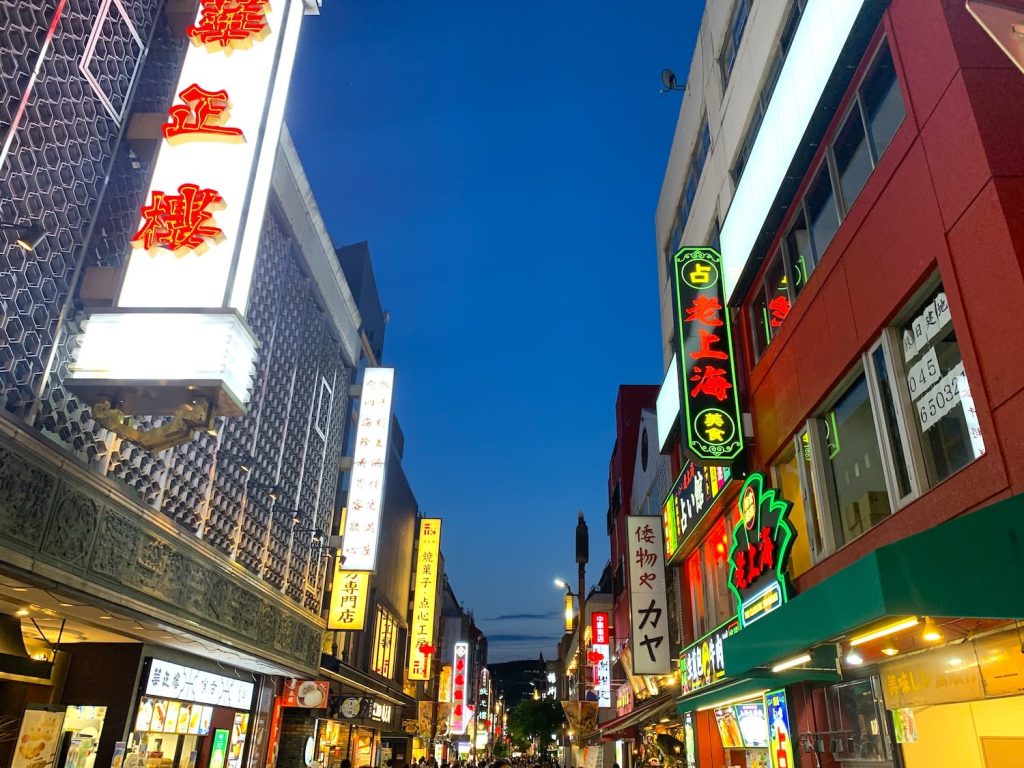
726,472,795,627
670,246,744,464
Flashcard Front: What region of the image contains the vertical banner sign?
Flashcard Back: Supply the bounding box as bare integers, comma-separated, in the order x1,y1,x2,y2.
591,612,611,707
766,690,795,768
671,247,744,464
327,568,369,630
408,518,442,681
343,368,395,570
727,473,795,627
451,642,470,736
625,516,671,674
70,0,307,412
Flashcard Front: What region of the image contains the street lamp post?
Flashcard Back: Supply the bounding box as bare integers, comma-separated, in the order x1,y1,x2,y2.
575,511,588,704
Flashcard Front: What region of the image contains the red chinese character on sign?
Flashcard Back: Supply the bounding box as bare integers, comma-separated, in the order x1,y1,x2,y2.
690,328,729,360
188,0,268,48
163,84,245,143
690,365,733,402
132,183,224,253
768,295,791,328
684,295,724,326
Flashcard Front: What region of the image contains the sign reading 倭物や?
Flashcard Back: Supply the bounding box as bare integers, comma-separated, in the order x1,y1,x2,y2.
670,247,744,465
626,516,672,674
727,473,796,628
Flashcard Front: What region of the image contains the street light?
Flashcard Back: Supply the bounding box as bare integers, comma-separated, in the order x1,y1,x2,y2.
555,578,575,632
0,222,47,252
575,512,588,704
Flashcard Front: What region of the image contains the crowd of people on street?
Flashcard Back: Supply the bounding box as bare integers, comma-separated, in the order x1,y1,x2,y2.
336,756,566,768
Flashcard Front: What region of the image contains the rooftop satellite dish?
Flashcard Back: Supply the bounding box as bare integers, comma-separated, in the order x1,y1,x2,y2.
660,68,685,94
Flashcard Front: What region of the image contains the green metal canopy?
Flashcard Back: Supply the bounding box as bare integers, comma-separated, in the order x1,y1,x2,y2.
723,492,1024,678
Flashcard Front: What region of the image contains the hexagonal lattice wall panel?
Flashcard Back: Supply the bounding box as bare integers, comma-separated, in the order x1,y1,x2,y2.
4,2,352,615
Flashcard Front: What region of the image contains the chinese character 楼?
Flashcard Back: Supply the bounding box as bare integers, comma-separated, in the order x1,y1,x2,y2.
132,183,224,253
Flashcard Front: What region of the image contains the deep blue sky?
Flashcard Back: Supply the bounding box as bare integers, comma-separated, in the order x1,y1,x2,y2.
288,1,698,662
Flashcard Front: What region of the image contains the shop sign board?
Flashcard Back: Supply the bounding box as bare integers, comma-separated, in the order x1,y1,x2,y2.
10,706,65,768
726,473,796,628
680,619,738,694
342,367,395,570
880,642,985,709
281,679,328,709
146,659,254,710
408,518,442,680
451,642,470,735
662,460,731,560
615,683,633,717
766,689,795,768
69,0,306,413
327,568,370,630
625,516,672,674
670,246,744,464
591,611,611,707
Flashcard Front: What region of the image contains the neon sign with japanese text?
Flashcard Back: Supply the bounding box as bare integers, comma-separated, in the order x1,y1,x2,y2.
671,246,744,464
726,473,795,627
662,460,731,560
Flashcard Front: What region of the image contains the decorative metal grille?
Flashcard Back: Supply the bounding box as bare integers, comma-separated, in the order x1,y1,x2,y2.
1,0,352,615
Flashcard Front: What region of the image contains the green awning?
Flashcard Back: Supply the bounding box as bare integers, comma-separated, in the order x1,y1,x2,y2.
723,492,1024,678
676,667,839,714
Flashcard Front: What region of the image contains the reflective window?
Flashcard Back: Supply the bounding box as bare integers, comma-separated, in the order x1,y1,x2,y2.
785,211,813,296
834,105,873,210
720,0,752,88
822,374,892,547
806,163,840,260
861,42,904,161
772,448,815,577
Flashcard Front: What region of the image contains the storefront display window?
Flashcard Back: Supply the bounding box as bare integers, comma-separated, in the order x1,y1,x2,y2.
824,677,892,762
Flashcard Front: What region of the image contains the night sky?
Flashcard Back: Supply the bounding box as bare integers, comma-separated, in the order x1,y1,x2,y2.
287,1,698,662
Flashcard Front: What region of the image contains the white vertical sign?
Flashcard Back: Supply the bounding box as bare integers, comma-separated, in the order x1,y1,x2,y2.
342,368,395,570
625,515,672,674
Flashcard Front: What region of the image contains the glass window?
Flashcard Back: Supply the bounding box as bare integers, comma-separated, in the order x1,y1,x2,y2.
720,0,751,87
750,249,793,360
798,429,826,555
773,448,815,578
685,516,734,637
871,345,913,499
822,374,892,547
825,678,892,762
806,163,840,260
860,42,904,162
785,211,813,295
899,286,985,485
833,104,873,211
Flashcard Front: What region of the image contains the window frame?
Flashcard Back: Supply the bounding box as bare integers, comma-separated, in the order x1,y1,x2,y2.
719,0,753,89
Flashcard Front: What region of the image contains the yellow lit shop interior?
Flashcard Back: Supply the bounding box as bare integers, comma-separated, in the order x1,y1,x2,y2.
126,697,248,768
709,696,770,768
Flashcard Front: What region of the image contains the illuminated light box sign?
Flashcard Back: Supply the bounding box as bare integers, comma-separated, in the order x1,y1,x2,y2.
146,659,254,710
326,568,369,630
679,619,737,695
342,367,395,571
726,473,796,628
408,518,442,681
591,612,611,707
766,689,795,768
69,0,308,419
662,460,731,560
451,642,470,736
625,516,672,674
670,247,744,465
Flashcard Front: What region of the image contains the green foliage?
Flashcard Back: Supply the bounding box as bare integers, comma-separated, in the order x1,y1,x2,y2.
492,742,510,759
506,699,566,752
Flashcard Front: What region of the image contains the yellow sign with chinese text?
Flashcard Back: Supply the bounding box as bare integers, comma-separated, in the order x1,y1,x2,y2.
327,568,369,630
408,518,443,680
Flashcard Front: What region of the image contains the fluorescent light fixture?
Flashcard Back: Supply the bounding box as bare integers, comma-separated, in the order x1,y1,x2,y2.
849,617,920,647
69,311,258,414
697,690,768,712
771,653,811,673
720,0,868,300
656,355,680,452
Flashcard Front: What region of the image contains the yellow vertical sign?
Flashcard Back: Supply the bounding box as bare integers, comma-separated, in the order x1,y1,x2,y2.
408,518,442,680
327,566,370,630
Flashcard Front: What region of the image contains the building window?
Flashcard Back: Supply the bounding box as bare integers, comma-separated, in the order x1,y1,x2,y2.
371,605,400,679
772,447,817,577
750,247,793,358
719,0,752,89
795,280,985,555
824,677,892,762
665,115,712,267
684,515,734,639
732,0,805,184
744,40,906,362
